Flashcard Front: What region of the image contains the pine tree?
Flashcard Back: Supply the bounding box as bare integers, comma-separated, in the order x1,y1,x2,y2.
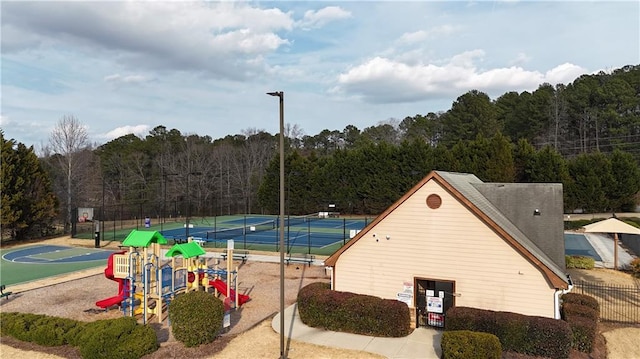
1,132,58,241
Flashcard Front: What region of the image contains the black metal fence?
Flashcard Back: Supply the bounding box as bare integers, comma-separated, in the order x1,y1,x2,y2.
574,280,639,324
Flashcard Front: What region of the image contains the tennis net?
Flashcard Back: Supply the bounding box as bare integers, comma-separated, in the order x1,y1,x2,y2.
278,213,321,227
206,219,276,240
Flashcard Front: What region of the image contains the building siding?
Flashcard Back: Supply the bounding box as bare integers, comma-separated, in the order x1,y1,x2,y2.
334,180,557,318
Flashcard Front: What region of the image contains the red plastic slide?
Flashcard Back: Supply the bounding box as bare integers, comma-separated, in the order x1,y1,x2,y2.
95,251,127,309
209,278,250,306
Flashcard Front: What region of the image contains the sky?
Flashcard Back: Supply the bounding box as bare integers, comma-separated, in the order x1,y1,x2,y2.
1,1,639,152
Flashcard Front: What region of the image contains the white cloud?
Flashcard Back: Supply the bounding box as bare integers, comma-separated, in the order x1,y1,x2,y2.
101,125,150,141
397,25,459,45
1,2,294,80
336,51,586,103
297,6,352,30
104,74,149,85
0,115,10,126
545,63,588,85
509,52,531,66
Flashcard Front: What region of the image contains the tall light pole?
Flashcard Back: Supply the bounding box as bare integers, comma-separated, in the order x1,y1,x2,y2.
267,90,286,359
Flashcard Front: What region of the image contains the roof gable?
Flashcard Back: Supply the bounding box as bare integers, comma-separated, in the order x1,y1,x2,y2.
121,230,168,247
165,242,206,258
325,170,568,289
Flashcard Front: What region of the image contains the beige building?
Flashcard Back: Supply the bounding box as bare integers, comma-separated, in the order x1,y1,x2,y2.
324,171,571,328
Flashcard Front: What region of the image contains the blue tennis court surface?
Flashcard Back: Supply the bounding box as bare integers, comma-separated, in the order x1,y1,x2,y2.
564,233,602,261
160,216,369,248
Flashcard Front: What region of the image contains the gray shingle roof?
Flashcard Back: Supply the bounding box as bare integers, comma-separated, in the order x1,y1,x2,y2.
436,171,569,286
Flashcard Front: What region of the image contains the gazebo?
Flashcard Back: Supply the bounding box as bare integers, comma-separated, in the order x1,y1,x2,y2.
582,217,640,270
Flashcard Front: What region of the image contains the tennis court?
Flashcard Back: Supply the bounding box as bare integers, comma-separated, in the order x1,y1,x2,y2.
159,215,370,253
564,233,603,261
0,245,114,286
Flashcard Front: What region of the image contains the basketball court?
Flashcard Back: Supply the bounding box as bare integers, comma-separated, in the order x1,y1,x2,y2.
0,245,114,286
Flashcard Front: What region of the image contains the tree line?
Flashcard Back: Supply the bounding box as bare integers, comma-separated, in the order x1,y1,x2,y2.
2,65,639,240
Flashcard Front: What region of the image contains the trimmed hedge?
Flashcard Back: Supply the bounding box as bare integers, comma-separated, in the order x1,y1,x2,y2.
566,315,597,352
445,306,572,359
297,282,411,337
76,317,158,359
168,290,225,347
561,293,600,353
441,330,502,359
561,302,599,322
0,313,158,358
561,293,600,312
566,255,595,269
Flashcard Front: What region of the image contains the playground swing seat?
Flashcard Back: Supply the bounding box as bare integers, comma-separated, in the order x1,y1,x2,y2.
0,284,12,300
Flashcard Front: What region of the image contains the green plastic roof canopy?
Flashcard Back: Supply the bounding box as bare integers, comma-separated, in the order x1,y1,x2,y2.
165,242,206,259
121,230,168,247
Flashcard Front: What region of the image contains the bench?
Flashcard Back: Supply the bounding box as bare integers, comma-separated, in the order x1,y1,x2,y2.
0,285,12,300
286,252,315,266
220,250,249,264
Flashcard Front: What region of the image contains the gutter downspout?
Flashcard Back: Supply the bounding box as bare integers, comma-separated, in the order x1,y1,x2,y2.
554,274,574,319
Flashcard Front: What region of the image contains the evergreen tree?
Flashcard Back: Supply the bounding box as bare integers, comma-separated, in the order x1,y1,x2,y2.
1,132,58,240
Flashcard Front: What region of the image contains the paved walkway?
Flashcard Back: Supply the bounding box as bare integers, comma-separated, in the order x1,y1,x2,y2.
583,233,635,269
272,303,442,359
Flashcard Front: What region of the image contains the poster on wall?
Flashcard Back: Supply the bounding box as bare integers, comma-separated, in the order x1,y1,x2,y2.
426,296,443,313
396,281,414,306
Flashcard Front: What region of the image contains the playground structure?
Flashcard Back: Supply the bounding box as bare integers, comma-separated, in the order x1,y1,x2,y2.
95,230,250,324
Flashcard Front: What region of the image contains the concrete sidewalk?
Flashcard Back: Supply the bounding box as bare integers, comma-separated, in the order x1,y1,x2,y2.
272,303,442,359
583,233,635,269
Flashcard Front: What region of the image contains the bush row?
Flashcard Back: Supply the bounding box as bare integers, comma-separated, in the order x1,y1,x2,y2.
445,306,572,359
297,282,411,337
0,313,158,358
561,293,600,353
566,255,595,269
441,330,502,359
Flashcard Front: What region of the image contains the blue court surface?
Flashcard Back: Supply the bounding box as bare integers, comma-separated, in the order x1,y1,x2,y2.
160,216,369,248
2,245,114,264
564,233,603,261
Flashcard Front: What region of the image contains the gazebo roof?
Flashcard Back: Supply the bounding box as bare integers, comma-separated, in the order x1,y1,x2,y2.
121,230,168,247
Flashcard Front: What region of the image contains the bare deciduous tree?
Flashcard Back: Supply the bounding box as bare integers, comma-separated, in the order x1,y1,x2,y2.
49,115,89,232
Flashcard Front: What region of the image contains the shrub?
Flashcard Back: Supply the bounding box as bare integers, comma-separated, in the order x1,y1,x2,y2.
564,219,601,231
445,306,572,359
169,290,225,347
441,330,502,359
562,293,600,312
297,282,331,326
297,282,411,337
76,316,158,359
28,316,79,346
561,302,599,322
0,312,45,342
566,315,597,352
0,313,158,358
630,258,640,278
566,255,595,269
526,315,572,359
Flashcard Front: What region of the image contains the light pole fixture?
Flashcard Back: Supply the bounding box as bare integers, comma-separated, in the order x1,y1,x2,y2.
267,90,286,359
